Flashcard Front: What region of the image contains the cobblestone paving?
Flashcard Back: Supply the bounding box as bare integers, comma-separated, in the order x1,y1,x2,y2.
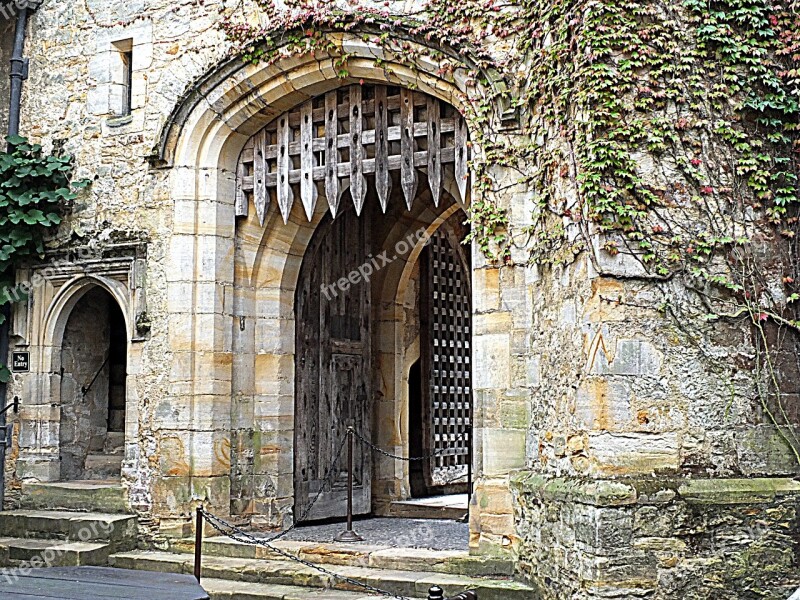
278,517,469,551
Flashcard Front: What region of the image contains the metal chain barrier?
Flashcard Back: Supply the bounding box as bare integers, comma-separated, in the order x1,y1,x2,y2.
352,428,469,463
198,507,409,599
192,426,478,599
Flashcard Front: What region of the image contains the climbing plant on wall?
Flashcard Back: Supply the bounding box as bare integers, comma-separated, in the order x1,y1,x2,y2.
0,135,86,382
218,0,800,456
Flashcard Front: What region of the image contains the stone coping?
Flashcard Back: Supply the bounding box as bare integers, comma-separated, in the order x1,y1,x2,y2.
509,472,800,507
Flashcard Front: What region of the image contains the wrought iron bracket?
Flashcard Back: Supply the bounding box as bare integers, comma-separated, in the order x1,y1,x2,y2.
0,396,19,418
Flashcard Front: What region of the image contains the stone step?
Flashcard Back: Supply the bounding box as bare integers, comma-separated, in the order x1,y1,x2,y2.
105,432,125,452
0,537,111,567
109,550,535,600
201,578,424,599
21,480,128,514
387,495,469,521
84,453,124,479
170,536,513,577
0,510,137,551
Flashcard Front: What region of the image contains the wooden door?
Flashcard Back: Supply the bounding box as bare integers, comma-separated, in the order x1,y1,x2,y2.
294,207,371,521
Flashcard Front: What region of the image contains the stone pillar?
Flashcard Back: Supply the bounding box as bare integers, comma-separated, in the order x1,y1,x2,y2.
156,169,234,519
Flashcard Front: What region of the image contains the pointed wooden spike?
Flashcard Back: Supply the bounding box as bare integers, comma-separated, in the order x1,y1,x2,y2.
455,115,469,203
374,85,390,213
276,113,294,224
254,129,268,225
349,85,366,215
300,100,318,221
324,90,340,218
427,97,442,207
400,88,418,210
235,159,249,217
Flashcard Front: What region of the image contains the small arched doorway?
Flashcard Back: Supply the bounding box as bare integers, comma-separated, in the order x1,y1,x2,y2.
58,286,127,481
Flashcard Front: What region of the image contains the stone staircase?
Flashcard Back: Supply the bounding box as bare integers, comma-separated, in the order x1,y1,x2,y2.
0,509,137,568
85,432,125,480
109,536,535,599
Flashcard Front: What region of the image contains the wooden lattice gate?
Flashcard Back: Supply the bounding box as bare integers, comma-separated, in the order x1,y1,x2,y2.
421,229,472,491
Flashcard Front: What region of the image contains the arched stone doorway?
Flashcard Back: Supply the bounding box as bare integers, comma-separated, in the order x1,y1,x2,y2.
230,82,473,527
58,286,127,481
162,36,525,553
292,195,472,522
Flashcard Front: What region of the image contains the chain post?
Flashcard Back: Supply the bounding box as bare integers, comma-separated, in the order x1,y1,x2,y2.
334,426,364,542
194,506,203,582
428,585,445,600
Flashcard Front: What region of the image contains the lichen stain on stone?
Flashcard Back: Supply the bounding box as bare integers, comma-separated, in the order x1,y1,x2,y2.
158,435,191,476
214,437,231,470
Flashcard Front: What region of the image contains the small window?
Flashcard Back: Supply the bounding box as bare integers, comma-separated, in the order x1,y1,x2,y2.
120,49,132,116
112,39,134,117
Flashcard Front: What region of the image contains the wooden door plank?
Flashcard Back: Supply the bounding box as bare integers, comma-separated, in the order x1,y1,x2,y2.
253,129,268,225
324,90,341,217
300,100,318,221
455,115,469,203
400,88,418,209
427,97,442,207
374,85,390,213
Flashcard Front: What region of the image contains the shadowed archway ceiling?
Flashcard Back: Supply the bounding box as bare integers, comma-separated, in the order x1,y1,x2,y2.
235,84,470,224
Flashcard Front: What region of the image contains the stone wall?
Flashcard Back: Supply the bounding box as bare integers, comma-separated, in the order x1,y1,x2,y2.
511,473,800,599
0,3,796,594
527,261,800,479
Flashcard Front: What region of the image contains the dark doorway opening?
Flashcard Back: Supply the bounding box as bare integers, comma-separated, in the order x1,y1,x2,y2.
59,287,126,481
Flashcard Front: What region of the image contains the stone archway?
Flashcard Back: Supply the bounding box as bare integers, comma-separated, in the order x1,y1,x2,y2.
160,36,526,554
58,287,127,481
14,274,135,486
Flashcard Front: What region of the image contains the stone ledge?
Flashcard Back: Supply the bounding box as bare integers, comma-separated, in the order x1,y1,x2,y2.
510,472,800,507
510,472,637,507
677,477,800,505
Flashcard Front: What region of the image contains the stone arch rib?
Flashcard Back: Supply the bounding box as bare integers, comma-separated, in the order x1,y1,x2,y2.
150,30,510,170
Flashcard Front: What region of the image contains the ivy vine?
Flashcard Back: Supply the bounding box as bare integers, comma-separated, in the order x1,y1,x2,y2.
218,0,800,460
0,136,86,382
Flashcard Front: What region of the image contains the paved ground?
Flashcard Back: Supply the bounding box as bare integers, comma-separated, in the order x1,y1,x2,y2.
278,517,469,551
0,566,208,599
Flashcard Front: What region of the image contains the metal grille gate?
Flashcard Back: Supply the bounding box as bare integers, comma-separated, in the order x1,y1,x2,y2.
423,230,472,489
